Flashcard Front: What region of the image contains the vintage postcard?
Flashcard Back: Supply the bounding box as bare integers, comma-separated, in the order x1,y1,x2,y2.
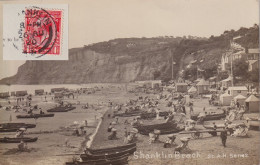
0,0,259,165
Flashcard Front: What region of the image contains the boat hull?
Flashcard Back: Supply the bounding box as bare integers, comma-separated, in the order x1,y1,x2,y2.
134,121,183,135
16,114,55,118
86,143,136,155
47,106,76,112
0,137,38,143
80,146,136,161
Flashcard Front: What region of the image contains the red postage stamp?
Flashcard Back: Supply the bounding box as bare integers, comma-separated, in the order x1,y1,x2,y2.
3,4,68,60
23,8,62,56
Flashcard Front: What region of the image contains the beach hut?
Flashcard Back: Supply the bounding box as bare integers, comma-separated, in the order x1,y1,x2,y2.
245,95,259,112
51,88,65,93
0,92,10,98
227,86,248,98
11,92,16,96
175,83,188,93
219,93,232,106
188,86,197,93
234,94,246,106
35,89,44,95
196,79,210,94
16,91,28,97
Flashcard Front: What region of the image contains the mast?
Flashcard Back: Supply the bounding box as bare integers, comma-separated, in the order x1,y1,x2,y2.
230,40,234,87
171,49,173,80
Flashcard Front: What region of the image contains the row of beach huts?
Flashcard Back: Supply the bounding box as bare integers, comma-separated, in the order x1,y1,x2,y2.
0,87,67,98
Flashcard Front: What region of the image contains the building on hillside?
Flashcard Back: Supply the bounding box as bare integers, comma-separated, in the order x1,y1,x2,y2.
220,76,233,89
175,83,188,93
247,48,259,71
196,79,210,94
221,50,246,71
227,86,248,98
220,41,259,72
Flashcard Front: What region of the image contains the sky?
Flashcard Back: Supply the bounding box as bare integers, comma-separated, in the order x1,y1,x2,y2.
0,0,259,79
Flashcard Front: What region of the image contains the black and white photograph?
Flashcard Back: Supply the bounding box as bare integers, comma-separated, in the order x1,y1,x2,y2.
0,0,259,165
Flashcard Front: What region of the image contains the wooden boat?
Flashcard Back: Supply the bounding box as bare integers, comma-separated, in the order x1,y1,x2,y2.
191,109,226,121
247,117,260,129
134,121,184,135
66,154,129,165
47,106,76,112
0,122,36,129
85,143,136,155
203,124,225,130
0,128,19,132
0,137,38,143
80,146,136,161
16,113,55,118
113,112,141,117
140,111,169,120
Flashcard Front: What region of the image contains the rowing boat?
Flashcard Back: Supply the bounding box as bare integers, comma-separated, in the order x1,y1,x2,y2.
47,106,76,112
0,137,38,143
80,146,136,161
134,121,184,135
16,113,55,118
191,109,225,121
85,143,136,155
66,154,129,165
0,122,36,129
0,128,19,132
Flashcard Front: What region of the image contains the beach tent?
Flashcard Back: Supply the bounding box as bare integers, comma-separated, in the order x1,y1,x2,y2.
175,83,188,93
196,79,210,94
188,86,197,93
234,94,246,106
219,93,232,106
245,95,259,112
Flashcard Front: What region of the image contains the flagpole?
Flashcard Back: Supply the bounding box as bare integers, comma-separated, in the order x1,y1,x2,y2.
231,56,233,87
171,49,173,80
197,65,198,79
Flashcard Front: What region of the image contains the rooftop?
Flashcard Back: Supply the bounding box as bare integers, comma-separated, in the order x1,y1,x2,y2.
227,86,248,91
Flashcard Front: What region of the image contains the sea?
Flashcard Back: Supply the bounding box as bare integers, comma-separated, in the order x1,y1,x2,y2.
0,83,124,94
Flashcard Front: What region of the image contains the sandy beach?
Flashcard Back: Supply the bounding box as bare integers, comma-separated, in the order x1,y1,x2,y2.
0,85,259,165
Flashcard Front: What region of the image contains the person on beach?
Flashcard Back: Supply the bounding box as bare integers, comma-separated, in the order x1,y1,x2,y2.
182,106,186,115
124,128,128,143
107,123,113,132
220,128,228,147
39,108,44,114
75,129,80,136
18,140,27,151
108,128,117,140
189,105,194,114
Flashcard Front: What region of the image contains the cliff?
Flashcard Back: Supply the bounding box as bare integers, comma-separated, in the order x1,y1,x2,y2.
0,25,258,84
